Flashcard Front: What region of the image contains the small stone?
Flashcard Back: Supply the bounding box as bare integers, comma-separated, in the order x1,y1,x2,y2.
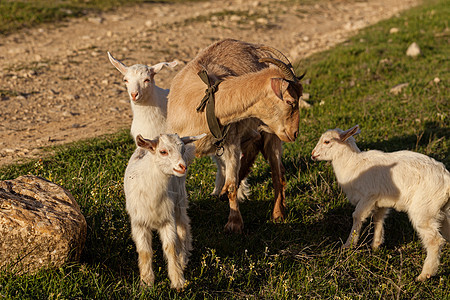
406,42,421,57
230,15,241,22
301,93,310,101
390,27,399,34
65,94,80,100
433,77,440,83
390,83,409,95
145,20,153,27
88,17,104,24
15,95,27,101
256,18,269,25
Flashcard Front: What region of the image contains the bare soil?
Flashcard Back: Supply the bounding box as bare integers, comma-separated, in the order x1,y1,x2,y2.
0,0,419,167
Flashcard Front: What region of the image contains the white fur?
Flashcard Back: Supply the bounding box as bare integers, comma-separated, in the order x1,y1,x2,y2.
108,52,177,140
124,133,204,289
312,125,450,281
108,52,237,201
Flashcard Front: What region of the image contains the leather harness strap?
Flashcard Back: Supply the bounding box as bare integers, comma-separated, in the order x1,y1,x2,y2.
196,70,230,156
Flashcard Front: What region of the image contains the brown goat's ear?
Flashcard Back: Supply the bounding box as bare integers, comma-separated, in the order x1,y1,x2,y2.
339,125,361,142
271,78,289,101
136,134,158,153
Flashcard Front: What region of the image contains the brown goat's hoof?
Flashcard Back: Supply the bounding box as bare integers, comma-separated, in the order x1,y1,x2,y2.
224,221,243,234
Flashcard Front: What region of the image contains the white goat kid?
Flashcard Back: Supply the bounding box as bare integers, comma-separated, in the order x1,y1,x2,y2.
311,125,450,281
124,133,204,289
108,52,177,140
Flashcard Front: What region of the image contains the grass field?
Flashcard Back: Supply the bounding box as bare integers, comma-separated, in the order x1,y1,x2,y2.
0,0,199,35
1,0,449,298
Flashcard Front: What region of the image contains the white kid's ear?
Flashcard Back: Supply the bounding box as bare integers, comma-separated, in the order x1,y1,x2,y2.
181,133,207,145
136,134,159,153
108,52,128,75
150,60,178,74
339,125,361,142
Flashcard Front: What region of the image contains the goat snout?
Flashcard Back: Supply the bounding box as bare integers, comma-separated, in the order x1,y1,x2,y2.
131,92,139,101
311,150,319,161
174,163,187,174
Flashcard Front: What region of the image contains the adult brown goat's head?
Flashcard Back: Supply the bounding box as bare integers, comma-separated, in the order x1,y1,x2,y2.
256,57,304,142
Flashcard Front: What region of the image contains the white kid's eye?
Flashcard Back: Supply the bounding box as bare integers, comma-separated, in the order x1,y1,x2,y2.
144,79,150,83
159,150,168,156
324,140,330,144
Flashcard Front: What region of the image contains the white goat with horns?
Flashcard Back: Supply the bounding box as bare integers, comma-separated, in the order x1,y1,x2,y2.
311,125,450,281
124,133,205,289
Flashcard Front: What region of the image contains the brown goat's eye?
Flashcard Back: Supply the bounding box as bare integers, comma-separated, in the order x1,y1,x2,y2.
324,140,330,145
159,150,168,156
123,79,128,83
285,99,295,107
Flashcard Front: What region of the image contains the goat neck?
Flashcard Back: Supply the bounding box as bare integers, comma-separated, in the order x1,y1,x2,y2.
213,68,285,124
330,143,361,185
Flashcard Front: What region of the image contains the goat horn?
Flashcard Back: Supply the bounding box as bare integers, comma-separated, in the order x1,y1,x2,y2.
260,46,293,69
259,57,296,82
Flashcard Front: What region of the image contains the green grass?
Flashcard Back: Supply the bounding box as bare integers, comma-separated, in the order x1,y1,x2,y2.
0,0,201,35
1,0,449,298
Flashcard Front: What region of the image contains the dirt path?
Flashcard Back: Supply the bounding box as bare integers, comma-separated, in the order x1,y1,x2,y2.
0,0,419,167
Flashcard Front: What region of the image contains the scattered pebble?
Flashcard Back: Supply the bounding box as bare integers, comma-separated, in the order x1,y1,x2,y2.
390,83,409,95
88,17,104,24
389,27,399,34
406,42,421,57
230,15,242,22
256,18,269,25
301,93,310,101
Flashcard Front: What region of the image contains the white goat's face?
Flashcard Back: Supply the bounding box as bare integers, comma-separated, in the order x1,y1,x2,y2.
136,133,205,177
137,134,187,177
123,65,153,103
107,52,177,103
311,125,361,161
311,130,341,161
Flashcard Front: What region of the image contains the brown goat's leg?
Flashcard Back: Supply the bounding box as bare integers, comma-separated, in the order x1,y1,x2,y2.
261,133,286,221
224,183,243,233
239,131,263,181
221,143,244,233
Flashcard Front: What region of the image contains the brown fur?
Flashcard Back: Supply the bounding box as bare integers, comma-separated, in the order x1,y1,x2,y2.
167,39,303,232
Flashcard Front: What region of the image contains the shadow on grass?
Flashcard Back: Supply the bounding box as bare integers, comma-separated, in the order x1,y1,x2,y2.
361,121,449,162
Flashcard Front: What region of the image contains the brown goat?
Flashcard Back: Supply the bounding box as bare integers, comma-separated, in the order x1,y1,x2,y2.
167,39,303,233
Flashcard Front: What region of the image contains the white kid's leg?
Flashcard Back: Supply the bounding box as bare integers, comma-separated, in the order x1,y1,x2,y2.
131,221,154,286
343,201,375,249
158,222,185,289
372,207,389,250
